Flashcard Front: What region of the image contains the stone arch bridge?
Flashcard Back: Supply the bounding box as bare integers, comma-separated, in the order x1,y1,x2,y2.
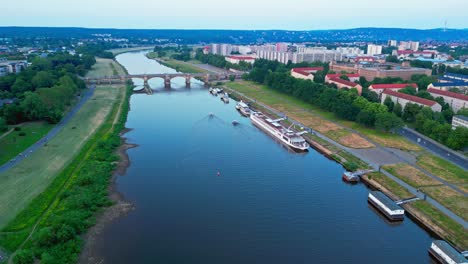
84,73,242,89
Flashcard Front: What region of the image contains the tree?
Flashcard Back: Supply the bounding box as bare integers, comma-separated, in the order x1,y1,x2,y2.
402,103,421,122
11,78,33,95
383,96,395,112
375,112,404,132
229,75,235,82
393,103,403,117
20,92,48,120
32,71,56,88
356,110,375,127
0,117,7,132
386,55,399,63
446,127,468,150
457,108,468,117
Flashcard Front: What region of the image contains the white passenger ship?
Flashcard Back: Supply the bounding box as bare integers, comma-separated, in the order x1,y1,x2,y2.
250,111,309,151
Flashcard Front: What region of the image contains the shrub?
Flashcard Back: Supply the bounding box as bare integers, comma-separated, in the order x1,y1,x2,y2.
14,127,21,131
18,132,26,136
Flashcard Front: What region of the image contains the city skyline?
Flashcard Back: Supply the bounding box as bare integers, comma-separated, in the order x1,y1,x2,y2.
2,0,468,30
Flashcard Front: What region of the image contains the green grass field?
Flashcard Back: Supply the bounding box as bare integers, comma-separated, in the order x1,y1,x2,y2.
417,154,468,186
0,86,123,229
85,58,127,78
0,122,54,166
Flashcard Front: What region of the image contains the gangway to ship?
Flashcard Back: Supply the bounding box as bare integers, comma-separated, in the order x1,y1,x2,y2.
342,169,375,182
349,169,375,177
395,197,421,205
460,251,468,257
270,118,285,123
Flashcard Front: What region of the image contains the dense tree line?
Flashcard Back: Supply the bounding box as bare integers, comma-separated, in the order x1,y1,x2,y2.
246,59,403,132
0,52,94,125
75,42,117,59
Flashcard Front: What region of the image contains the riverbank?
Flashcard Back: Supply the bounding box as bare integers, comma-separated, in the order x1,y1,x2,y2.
146,52,208,73
0,58,132,263
225,83,467,250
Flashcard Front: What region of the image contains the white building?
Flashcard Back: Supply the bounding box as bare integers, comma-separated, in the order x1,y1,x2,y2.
381,90,442,112
452,115,468,129
367,44,383,56
225,56,255,64
290,67,324,81
337,47,364,56
388,40,398,47
398,41,419,51
427,88,468,112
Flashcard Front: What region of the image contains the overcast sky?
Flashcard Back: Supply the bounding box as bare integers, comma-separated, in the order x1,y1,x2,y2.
2,0,467,30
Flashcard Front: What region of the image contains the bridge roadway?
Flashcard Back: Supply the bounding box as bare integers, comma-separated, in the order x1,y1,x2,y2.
84,73,242,89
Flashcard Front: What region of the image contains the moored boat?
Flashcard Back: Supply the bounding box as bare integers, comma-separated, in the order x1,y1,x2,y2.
368,191,405,221
236,101,251,117
428,240,468,264
221,93,229,103
342,171,359,183
250,111,309,152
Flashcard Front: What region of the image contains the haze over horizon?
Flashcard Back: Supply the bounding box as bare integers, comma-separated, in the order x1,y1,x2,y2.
2,0,468,30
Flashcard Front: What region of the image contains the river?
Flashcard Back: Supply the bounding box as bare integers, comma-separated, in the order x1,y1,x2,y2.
93,51,435,263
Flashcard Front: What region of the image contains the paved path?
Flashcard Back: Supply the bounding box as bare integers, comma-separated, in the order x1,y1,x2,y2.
399,127,468,170
227,88,468,228
0,86,95,174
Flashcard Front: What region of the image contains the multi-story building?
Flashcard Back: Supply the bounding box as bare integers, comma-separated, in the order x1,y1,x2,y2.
0,60,28,77
220,44,233,56
290,67,324,81
427,88,468,112
210,44,220,55
336,47,364,56
398,41,419,51
325,73,360,83
225,56,255,65
367,44,382,56
369,83,418,97
452,115,468,129
276,43,289,53
358,66,431,81
388,40,398,47
381,90,442,112
326,77,363,95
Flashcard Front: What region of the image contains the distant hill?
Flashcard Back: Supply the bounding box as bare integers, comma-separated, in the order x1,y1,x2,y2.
0,27,467,43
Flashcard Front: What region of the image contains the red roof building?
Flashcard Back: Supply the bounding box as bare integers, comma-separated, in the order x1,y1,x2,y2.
290,67,324,81
427,88,468,112
369,83,418,96
327,77,363,95
381,89,441,112
325,73,360,83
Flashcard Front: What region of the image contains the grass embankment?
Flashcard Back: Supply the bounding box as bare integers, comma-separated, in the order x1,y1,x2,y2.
0,122,54,165
85,58,127,78
383,163,467,221
417,154,468,188
225,81,420,151
0,84,130,263
363,172,468,250
146,52,207,73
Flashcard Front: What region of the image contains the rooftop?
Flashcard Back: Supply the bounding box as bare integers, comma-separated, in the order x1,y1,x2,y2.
431,82,468,87
454,115,468,122
226,56,255,60
370,191,403,212
329,77,360,87
292,67,324,76
370,83,418,89
427,88,468,101
326,73,360,78
383,89,438,107
432,240,467,263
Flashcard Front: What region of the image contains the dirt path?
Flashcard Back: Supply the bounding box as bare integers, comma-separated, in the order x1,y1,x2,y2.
0,128,14,141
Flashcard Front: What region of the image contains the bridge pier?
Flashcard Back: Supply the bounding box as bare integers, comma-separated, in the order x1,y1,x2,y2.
164,75,171,89
185,75,191,88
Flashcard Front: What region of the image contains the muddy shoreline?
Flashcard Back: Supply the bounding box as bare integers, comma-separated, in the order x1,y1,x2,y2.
78,128,137,264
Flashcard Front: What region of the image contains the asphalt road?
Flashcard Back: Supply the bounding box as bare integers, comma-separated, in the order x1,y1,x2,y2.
399,128,468,170
0,86,95,174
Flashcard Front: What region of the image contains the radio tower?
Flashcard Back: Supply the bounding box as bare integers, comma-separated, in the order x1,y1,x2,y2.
444,20,447,32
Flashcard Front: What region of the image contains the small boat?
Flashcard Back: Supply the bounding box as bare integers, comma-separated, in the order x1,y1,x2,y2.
236,101,251,117
232,120,239,126
342,171,359,183
210,88,218,95
221,93,229,103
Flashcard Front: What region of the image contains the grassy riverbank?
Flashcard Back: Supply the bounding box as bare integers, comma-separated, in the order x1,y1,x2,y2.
362,173,467,250
146,52,207,73
0,122,54,165
0,58,131,263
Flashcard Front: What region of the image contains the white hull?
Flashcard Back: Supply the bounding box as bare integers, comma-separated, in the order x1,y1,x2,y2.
250,113,309,151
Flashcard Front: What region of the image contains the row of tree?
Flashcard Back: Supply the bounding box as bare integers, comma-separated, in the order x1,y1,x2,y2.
194,49,252,71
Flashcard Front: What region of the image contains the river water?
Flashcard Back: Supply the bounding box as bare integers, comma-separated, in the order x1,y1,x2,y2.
94,51,435,263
